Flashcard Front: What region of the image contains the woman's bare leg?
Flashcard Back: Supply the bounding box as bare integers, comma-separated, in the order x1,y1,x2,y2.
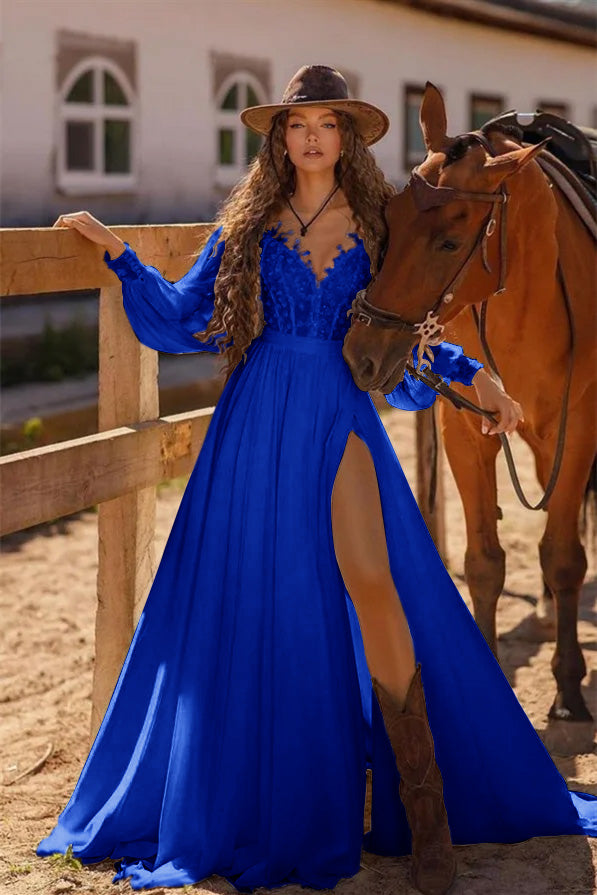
331,431,415,709
332,433,457,893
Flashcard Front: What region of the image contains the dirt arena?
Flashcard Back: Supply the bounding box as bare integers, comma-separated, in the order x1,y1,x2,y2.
1,405,595,895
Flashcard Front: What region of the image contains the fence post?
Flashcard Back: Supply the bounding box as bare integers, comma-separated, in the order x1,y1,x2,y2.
91,282,160,743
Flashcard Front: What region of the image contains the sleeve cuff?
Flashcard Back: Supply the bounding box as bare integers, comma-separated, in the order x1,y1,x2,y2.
385,368,438,411
419,341,484,386
103,242,145,280
454,355,484,386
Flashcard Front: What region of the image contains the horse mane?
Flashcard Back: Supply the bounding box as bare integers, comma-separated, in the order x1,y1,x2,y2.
442,122,525,169
443,136,472,166
480,121,524,144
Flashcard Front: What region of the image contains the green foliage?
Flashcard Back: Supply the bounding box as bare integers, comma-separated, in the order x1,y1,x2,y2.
22,416,43,444
0,315,98,387
1,416,45,456
8,863,33,874
48,843,83,871
156,475,190,494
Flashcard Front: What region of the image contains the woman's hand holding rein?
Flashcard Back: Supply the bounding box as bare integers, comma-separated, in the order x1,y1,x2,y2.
53,210,126,261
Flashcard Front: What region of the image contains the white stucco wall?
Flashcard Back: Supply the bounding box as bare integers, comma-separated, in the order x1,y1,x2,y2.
1,0,595,228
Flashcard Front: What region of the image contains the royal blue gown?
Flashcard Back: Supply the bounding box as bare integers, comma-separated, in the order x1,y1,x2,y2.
37,222,597,891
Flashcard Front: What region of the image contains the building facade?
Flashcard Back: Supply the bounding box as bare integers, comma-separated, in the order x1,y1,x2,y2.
2,0,595,228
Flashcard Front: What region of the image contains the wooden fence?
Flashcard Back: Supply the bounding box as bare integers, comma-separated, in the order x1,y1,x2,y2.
0,225,445,744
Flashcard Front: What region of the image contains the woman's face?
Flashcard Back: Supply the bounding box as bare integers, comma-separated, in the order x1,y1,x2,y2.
284,105,342,173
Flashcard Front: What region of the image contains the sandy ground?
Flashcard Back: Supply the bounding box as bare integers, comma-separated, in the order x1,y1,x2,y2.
1,405,596,895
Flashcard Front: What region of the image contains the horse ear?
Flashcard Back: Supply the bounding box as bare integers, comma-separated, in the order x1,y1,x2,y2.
482,137,551,179
419,82,447,153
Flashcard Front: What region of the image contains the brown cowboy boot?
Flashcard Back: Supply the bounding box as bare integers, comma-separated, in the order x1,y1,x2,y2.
371,663,457,895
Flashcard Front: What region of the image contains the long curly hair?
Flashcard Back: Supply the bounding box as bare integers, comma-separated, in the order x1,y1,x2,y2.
193,108,396,384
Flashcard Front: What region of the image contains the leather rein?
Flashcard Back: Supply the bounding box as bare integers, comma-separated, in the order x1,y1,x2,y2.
346,131,576,512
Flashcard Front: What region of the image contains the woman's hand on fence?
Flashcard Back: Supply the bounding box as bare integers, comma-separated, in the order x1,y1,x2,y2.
53,210,125,258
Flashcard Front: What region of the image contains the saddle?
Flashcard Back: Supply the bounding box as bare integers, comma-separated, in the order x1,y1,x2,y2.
483,109,597,240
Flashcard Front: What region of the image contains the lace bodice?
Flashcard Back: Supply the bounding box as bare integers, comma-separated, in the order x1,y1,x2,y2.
258,221,372,341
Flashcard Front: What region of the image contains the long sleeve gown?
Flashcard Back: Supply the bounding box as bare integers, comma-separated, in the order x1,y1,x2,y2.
36,221,597,891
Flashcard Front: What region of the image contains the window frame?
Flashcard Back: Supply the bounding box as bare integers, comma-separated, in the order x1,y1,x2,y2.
215,69,267,188
56,55,137,195
403,83,430,174
469,93,505,131
535,99,571,120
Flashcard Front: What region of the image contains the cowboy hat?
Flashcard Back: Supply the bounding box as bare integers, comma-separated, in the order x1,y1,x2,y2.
240,64,390,147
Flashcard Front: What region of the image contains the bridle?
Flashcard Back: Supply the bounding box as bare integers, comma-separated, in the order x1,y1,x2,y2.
345,129,577,513
347,130,509,370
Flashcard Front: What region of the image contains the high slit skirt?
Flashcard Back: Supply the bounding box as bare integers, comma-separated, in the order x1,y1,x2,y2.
37,326,597,891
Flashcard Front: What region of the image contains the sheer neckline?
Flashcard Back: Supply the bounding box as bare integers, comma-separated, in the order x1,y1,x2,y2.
263,220,364,289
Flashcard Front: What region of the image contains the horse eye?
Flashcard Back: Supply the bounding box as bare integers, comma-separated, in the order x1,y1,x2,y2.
439,239,460,252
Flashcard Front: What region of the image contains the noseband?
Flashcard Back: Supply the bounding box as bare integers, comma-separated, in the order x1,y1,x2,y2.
346,131,509,369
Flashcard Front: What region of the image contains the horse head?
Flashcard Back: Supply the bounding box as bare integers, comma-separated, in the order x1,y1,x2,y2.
343,82,551,393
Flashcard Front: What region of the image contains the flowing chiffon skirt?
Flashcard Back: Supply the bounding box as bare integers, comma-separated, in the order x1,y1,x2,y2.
36,327,597,891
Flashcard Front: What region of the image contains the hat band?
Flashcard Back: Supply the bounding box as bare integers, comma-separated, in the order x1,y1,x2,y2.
283,91,349,104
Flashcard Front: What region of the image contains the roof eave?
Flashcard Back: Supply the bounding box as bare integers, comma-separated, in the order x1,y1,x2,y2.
377,0,597,49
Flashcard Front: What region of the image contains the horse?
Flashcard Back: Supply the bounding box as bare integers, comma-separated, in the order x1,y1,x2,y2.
343,82,597,753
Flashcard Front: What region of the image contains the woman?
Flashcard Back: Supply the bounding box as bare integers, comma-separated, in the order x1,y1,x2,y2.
37,65,596,895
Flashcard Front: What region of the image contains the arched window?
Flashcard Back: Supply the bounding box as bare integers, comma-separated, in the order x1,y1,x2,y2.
216,71,266,186
58,57,135,193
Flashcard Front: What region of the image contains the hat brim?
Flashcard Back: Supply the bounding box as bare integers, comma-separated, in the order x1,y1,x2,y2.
239,99,390,146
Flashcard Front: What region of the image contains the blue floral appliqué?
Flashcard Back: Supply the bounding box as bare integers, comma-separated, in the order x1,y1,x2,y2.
259,221,372,340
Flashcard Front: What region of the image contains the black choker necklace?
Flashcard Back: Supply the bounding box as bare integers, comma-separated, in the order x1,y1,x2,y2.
284,182,341,237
